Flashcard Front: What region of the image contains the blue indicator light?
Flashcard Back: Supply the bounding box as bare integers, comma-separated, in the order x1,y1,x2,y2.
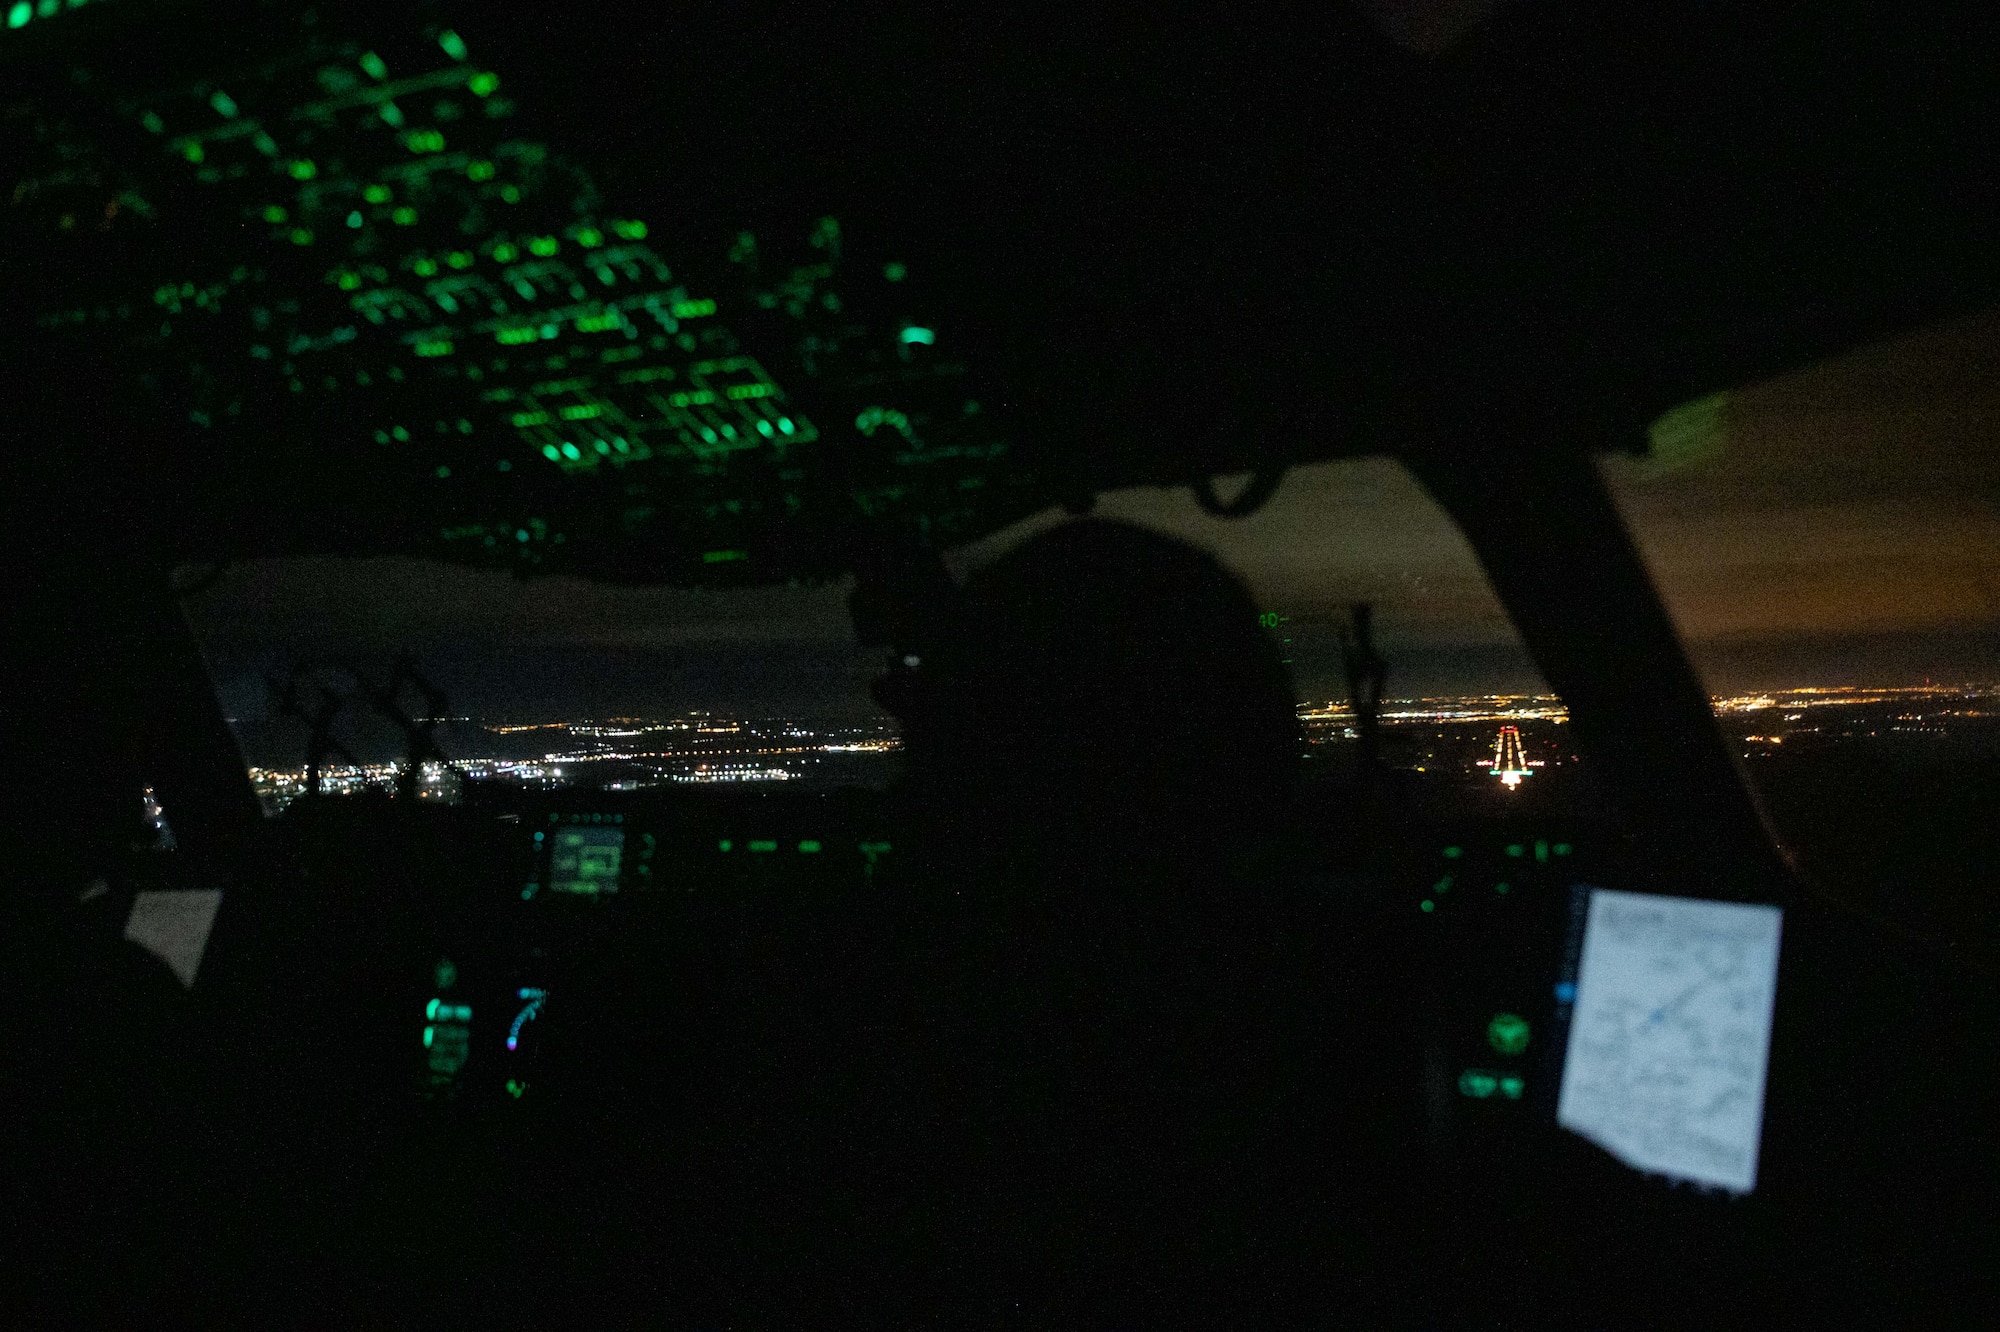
1555,982,1577,1003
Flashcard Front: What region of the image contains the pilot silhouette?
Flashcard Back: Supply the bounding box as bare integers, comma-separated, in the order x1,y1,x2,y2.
881,517,1417,1322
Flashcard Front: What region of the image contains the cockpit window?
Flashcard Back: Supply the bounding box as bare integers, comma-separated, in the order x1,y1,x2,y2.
1602,308,2000,962
181,560,901,813
953,457,1563,781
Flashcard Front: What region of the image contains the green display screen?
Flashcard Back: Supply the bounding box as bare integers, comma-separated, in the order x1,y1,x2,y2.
549,825,623,895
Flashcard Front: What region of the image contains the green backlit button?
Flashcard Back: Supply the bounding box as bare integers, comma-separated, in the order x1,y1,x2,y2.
1499,1075,1525,1100
1458,1070,1499,1099
1487,1012,1531,1055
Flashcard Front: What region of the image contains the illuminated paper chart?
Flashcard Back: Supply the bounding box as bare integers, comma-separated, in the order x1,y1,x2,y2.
1557,888,1783,1194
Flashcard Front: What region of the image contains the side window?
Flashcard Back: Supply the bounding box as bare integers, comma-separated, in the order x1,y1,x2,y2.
1602,310,2000,963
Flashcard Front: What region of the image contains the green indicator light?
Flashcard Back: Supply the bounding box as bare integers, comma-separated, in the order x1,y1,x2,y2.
1420,899,1435,913
1535,840,1549,863
405,129,445,153
289,228,314,246
426,998,441,1020
209,91,239,118
439,29,469,60
346,211,363,229
499,185,522,204
559,442,581,460
541,444,561,461
883,261,907,282
899,325,936,346
799,840,821,853
703,549,748,564
576,227,603,247
6,2,29,28
778,417,795,434
392,207,417,225
434,958,458,990
1458,1070,1498,1099
364,185,391,204
447,251,474,268
1495,881,1510,895
423,1026,435,1048
262,205,287,223
1554,843,1572,857
289,160,316,180
506,1079,526,1099
359,51,389,80
527,236,559,257
1442,845,1462,859
718,839,733,852
468,71,500,97
670,298,716,318
141,111,165,134
182,141,204,164
1432,875,1453,893
1505,844,1524,858
467,160,496,182
414,340,453,357
434,465,450,479
1499,1076,1525,1100
412,258,438,277
611,219,647,239
748,840,777,853
1487,1012,1531,1056
515,529,529,543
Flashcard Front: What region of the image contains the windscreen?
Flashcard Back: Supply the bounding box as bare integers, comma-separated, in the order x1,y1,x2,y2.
181,563,902,810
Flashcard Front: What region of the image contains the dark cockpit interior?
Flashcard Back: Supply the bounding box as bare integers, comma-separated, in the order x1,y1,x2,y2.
4,1,1997,1324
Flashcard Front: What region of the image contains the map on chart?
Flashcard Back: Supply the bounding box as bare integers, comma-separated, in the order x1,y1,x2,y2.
1557,888,1784,1194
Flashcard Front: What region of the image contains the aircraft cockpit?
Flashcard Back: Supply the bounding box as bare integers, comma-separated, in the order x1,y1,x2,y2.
4,1,1996,1324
